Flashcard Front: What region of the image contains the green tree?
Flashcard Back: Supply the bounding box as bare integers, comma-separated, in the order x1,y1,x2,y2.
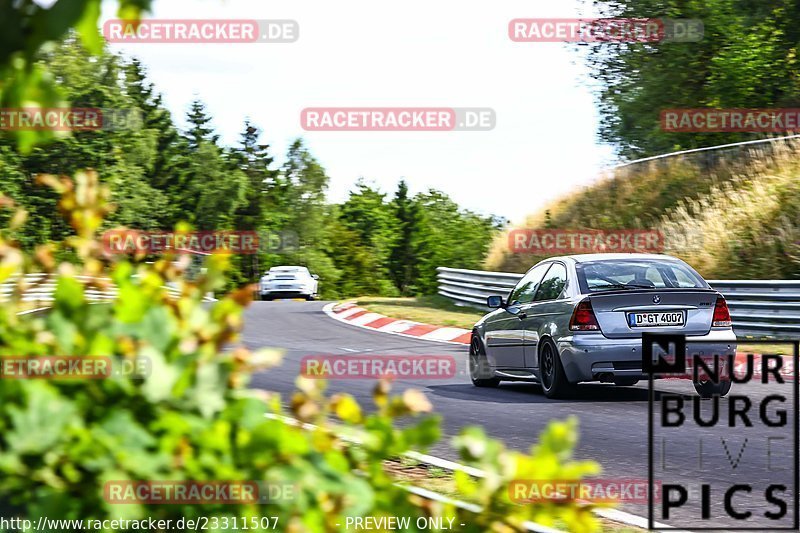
0,38,171,245
230,120,277,282
266,139,343,296
279,139,327,233
0,0,154,152
123,57,188,226
412,190,499,294
188,145,248,231
388,179,419,295
233,120,275,230
185,98,220,150
338,179,398,295
588,0,800,158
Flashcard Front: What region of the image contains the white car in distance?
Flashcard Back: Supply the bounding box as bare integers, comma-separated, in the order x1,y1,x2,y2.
259,266,319,301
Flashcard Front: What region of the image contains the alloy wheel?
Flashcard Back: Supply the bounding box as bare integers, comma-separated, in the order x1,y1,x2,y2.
541,344,555,389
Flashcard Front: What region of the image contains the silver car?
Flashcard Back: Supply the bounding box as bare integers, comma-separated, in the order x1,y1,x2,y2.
259,266,319,300
470,254,736,398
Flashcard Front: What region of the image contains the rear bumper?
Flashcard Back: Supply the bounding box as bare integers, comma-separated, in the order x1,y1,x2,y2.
260,288,313,298
557,329,737,383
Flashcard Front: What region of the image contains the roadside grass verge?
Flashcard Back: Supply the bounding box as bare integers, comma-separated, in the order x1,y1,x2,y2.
737,342,794,355
486,137,800,280
355,295,487,330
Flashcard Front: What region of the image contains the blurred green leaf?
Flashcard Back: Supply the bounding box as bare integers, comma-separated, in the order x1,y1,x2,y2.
7,382,80,455
74,0,103,54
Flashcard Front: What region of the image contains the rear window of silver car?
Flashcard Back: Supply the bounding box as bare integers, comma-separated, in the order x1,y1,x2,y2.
576,260,707,293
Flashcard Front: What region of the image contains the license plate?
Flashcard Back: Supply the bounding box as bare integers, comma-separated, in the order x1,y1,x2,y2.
279,285,293,289
627,311,685,327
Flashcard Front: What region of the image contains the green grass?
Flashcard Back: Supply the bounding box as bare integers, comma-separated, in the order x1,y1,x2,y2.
737,342,794,355
486,138,800,281
354,295,486,329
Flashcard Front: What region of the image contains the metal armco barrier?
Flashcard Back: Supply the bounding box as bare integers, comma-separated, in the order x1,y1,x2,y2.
1,273,215,304
437,267,800,338
709,280,800,337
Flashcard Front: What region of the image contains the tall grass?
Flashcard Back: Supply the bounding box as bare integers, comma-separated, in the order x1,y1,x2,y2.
487,139,800,279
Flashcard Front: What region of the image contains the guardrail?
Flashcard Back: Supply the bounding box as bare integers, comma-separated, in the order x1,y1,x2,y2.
437,267,800,338
1,273,216,305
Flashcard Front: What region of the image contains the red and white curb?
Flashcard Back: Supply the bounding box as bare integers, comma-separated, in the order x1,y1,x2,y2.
323,302,472,345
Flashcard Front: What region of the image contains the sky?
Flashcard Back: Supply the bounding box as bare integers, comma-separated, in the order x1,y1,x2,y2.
99,0,618,224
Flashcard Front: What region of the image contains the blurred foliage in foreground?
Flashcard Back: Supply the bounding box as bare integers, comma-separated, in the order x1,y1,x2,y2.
0,171,603,531
487,138,800,280
0,0,153,152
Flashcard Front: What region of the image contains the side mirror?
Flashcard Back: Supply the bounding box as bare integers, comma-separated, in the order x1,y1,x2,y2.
487,295,505,309
311,274,320,280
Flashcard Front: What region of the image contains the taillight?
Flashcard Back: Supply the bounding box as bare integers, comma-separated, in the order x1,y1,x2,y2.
712,297,732,327
569,298,600,331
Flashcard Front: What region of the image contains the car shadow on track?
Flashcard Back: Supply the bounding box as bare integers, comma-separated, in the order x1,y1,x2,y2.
426,382,695,404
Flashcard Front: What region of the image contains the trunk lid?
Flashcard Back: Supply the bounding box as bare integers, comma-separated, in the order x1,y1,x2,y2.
588,289,720,338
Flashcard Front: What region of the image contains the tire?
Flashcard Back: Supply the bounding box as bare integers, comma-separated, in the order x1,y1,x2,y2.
306,284,318,301
539,339,576,399
469,334,500,388
614,377,640,387
262,295,273,301
694,379,732,398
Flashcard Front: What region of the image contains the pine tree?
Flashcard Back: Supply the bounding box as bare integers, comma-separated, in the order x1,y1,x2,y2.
233,120,277,281
123,58,156,111
389,179,419,295
186,99,219,149
123,58,189,225
236,119,275,198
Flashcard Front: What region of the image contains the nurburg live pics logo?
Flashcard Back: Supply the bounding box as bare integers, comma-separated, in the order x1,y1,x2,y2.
644,333,799,530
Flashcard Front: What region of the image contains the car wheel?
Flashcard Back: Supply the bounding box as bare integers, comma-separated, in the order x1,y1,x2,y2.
469,335,500,388
539,339,575,399
694,379,732,398
614,377,640,386
262,295,273,301
305,294,316,301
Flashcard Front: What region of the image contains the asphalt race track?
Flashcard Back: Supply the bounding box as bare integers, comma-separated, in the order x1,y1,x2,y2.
243,301,798,530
